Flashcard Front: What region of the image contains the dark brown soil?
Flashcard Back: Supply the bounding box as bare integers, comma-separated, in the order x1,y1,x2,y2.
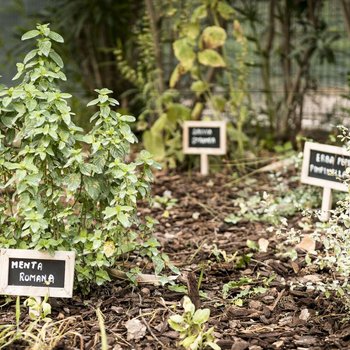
1,171,349,350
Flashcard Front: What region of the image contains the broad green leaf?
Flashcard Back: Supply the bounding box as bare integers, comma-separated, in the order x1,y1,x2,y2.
84,177,100,200
87,98,99,107
198,50,226,67
151,114,167,134
167,103,190,123
191,102,203,119
39,40,52,57
190,80,208,96
23,50,37,64
183,296,195,314
173,38,195,71
193,308,210,324
169,64,182,88
26,99,37,111
62,113,71,125
201,26,227,49
191,4,207,22
98,94,109,103
2,96,12,107
181,335,198,348
217,1,235,19
169,314,183,324
103,206,117,219
21,30,40,41
117,212,130,227
49,51,64,68
168,319,186,332
49,31,64,43
66,173,81,191
103,241,115,257
182,23,200,40
120,115,136,122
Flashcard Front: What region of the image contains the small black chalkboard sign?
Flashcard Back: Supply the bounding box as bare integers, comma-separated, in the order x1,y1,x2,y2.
183,121,226,155
188,127,220,148
301,142,350,192
301,142,350,221
308,149,350,183
0,249,75,298
8,258,65,288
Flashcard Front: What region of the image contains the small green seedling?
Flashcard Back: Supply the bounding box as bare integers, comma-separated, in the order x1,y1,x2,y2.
168,296,221,350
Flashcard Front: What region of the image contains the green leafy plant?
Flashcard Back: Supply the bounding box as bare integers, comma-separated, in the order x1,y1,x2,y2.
0,24,177,293
115,4,191,168
168,296,221,350
222,274,274,306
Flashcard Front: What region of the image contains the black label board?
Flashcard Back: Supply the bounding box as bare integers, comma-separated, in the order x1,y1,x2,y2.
308,149,350,183
188,127,220,148
8,258,65,288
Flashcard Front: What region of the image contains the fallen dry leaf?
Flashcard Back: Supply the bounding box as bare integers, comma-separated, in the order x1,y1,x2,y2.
125,318,147,341
291,261,300,274
258,238,269,252
299,308,310,321
296,235,316,254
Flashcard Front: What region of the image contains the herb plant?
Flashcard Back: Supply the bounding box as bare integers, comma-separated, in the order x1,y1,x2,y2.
0,24,176,293
168,296,221,350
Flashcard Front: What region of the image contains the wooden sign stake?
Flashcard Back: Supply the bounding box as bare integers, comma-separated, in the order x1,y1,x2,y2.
200,154,209,176
320,187,332,221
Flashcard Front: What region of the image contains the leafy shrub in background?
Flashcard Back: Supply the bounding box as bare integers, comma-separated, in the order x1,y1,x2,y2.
0,24,177,293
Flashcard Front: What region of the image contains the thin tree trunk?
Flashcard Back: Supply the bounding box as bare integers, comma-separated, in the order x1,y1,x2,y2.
145,0,165,93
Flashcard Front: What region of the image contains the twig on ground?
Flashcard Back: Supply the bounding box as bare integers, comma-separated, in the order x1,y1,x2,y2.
140,311,165,348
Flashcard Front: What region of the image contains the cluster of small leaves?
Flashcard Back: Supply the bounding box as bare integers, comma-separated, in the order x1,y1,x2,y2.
168,296,220,350
225,158,322,226
222,275,274,306
0,24,174,292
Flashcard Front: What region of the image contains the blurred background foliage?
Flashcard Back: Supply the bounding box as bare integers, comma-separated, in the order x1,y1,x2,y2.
1,0,350,169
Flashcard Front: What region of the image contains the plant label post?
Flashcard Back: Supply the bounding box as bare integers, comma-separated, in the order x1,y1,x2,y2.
0,249,75,298
183,121,227,176
301,141,350,221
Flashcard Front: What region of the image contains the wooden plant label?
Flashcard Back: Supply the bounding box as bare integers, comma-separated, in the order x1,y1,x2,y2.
183,121,226,175
0,249,75,298
301,141,350,220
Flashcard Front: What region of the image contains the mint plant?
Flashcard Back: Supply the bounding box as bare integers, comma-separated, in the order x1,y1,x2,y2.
0,24,176,292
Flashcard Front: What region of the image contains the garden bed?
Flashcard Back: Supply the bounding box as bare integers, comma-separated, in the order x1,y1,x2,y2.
1,169,349,349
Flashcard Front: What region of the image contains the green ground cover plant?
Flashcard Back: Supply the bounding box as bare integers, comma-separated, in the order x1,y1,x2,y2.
225,155,322,226
276,128,350,310
0,24,177,293
168,296,221,350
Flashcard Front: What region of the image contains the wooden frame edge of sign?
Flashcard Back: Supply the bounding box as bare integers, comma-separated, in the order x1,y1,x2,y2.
182,120,227,155
0,249,75,298
301,141,349,192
